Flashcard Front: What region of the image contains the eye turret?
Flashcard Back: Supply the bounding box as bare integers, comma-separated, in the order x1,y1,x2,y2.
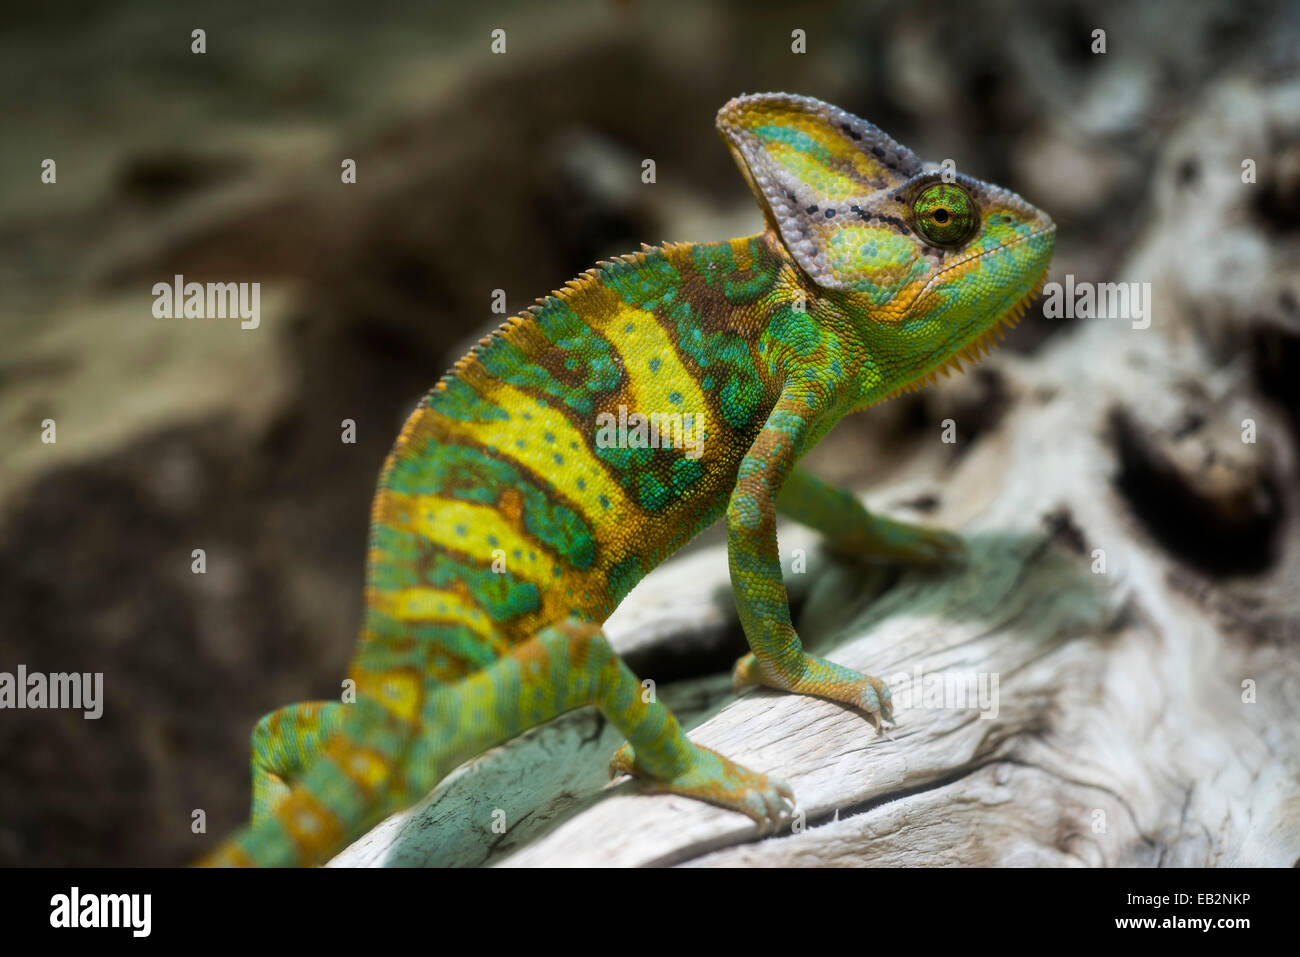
912,183,979,246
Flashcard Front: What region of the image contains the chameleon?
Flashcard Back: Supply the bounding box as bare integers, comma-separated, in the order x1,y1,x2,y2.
200,92,1054,866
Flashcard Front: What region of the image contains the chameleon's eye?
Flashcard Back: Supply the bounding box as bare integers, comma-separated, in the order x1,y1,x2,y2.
912,183,978,246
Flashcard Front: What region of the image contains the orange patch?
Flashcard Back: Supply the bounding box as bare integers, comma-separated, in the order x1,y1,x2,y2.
278,788,346,859
498,487,524,524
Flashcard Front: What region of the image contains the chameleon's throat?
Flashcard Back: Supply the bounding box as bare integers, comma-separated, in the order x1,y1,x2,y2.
866,265,1050,408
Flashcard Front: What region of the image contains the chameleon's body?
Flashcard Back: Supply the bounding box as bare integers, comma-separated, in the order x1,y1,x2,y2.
201,94,1054,866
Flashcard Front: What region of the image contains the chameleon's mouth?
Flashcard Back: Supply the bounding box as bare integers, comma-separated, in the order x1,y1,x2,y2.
873,266,1050,405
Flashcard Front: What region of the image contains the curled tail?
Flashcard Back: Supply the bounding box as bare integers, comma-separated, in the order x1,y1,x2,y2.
198,689,421,867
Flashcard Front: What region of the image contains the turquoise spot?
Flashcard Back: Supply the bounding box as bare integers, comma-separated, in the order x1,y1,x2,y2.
766,408,806,439
671,458,703,494
638,473,670,510
607,556,643,604
595,443,652,471
729,492,763,531
719,374,762,429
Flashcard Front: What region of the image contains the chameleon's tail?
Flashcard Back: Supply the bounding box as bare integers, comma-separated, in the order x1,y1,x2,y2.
197,695,417,867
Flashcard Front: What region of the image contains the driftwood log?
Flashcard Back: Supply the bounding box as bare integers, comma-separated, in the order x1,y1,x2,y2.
333,77,1300,867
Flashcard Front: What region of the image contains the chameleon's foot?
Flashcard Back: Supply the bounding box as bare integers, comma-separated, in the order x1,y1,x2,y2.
834,520,967,568
610,741,795,834
733,652,895,731
893,524,967,567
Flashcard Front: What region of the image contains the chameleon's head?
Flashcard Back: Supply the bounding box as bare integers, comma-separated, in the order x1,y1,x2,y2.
718,93,1055,403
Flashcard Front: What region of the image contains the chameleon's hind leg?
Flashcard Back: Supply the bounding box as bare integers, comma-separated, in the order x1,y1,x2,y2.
777,466,965,567
417,619,794,831
249,701,344,824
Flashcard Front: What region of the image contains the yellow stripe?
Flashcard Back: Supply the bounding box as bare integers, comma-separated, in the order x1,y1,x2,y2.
353,669,423,725
433,382,636,544
731,236,753,271
598,300,711,433
339,743,394,792
370,587,503,650
767,143,865,202
391,493,558,589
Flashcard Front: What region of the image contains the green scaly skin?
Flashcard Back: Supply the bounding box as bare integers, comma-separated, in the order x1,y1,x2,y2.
199,93,1055,866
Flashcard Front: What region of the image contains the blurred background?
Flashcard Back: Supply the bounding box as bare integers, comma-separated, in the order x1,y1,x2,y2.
1,0,1296,865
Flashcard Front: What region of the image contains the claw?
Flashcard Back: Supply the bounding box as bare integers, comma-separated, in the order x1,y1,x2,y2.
731,652,763,692
888,526,968,568
614,742,796,833
773,776,795,802
608,742,636,780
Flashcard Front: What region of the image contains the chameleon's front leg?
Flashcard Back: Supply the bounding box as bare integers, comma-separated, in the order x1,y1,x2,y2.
776,466,966,567
727,394,894,729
